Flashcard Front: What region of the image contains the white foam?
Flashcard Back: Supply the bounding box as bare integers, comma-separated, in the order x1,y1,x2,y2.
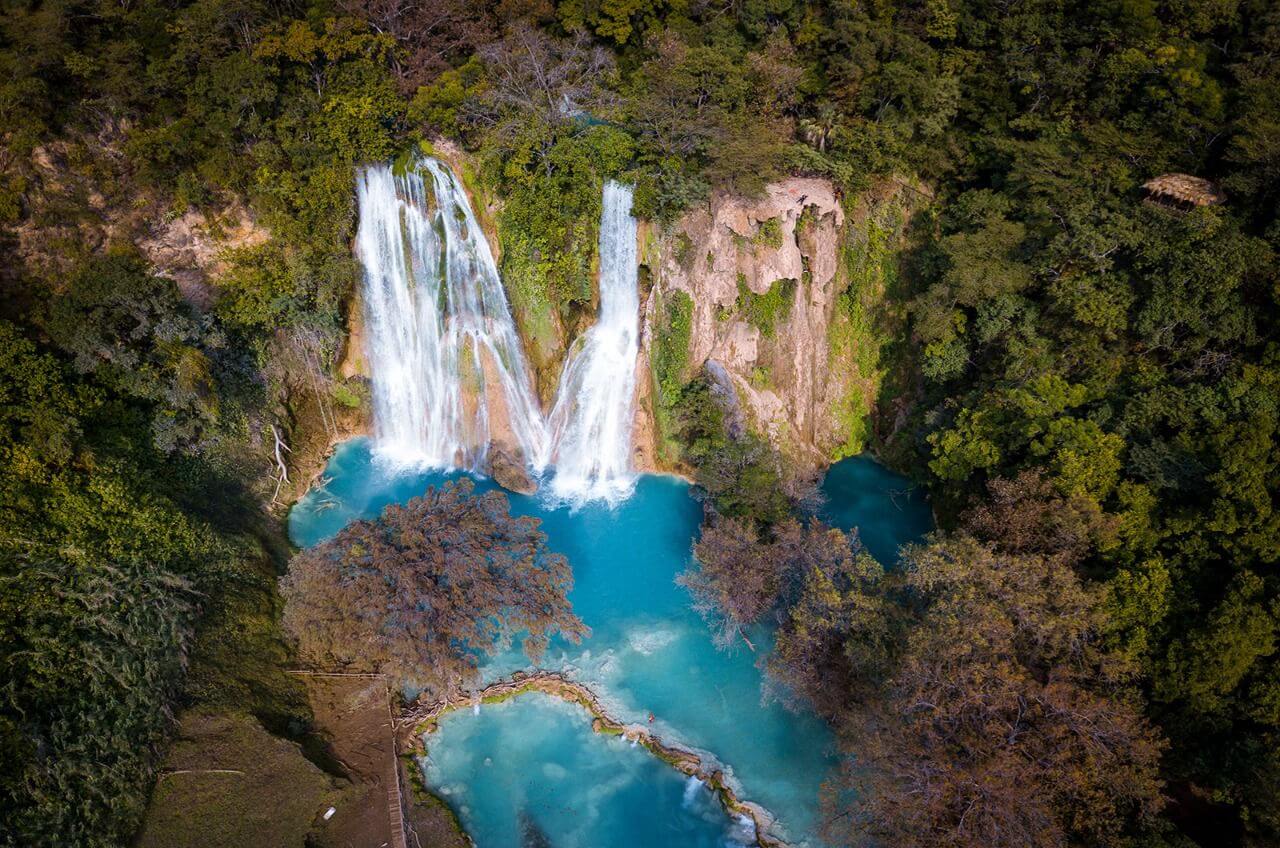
547,181,640,506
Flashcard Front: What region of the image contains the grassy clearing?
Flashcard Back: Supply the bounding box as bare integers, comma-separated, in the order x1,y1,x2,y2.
136,712,353,848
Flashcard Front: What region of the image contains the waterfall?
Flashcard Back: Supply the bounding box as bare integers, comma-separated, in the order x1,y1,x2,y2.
355,157,549,471
547,181,640,504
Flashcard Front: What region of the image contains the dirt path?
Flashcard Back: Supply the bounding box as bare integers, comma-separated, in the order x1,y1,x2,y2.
298,674,404,848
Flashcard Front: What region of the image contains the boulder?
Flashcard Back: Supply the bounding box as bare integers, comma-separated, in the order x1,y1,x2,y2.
487,443,537,495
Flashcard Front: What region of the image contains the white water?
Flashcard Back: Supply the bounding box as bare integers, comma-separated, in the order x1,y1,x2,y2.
355,158,549,471
547,181,640,504
355,163,641,504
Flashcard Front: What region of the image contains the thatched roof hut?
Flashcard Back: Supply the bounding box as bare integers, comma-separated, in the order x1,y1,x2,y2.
1142,174,1226,209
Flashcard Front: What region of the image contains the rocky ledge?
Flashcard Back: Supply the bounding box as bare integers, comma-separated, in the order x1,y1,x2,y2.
485,443,538,495
396,670,792,848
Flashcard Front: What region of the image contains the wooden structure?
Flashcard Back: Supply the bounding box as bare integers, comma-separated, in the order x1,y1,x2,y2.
1142,173,1226,209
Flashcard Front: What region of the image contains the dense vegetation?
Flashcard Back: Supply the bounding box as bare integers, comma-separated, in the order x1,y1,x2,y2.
790,534,1167,847
0,1,405,844
280,480,586,694
0,275,306,845
2,0,1277,845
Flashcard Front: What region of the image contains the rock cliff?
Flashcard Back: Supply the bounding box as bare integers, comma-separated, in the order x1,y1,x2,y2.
632,176,925,476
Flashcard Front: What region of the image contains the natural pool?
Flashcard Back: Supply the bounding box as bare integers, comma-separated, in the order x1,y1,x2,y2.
289,439,933,847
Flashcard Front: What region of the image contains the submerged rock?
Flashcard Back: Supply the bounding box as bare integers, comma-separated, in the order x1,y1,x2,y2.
519,810,554,848
487,444,537,495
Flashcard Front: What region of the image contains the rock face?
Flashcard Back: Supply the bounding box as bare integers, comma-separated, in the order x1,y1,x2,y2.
486,443,537,495
13,133,270,306
633,178,846,474
138,204,269,307
632,176,926,476
338,290,371,380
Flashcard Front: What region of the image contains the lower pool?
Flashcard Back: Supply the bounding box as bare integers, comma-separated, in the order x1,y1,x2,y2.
288,439,932,847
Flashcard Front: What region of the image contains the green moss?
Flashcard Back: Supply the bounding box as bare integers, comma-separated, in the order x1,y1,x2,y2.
752,216,785,250
736,276,796,338
827,195,913,461
674,232,695,268
480,683,537,705
642,741,687,769
400,754,470,843
649,287,694,462
332,382,361,409
391,149,416,178
796,205,818,239
832,383,871,458
457,336,482,397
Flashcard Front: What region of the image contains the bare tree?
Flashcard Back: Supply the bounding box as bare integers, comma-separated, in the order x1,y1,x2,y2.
680,515,780,650
280,479,588,695
681,516,867,653
466,23,617,156
338,0,499,91
809,537,1165,848
961,470,1120,565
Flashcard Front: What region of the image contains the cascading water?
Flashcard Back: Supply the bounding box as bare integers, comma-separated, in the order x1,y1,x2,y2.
547,181,640,504
355,157,549,471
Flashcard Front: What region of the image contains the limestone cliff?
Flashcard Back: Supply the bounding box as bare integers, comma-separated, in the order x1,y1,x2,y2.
632,176,927,476
14,132,271,307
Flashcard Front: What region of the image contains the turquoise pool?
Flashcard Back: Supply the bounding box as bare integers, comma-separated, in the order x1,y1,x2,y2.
289,439,932,847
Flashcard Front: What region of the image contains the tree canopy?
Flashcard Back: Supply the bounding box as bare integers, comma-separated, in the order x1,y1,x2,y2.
280,480,587,694
772,535,1167,848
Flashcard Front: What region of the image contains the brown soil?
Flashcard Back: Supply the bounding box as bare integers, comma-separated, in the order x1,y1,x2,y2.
301,675,399,848
301,674,471,848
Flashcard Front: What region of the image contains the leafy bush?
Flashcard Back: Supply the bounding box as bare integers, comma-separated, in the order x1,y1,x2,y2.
651,288,694,408
736,276,796,338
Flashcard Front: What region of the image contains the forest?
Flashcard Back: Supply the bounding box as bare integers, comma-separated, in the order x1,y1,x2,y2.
1,0,1277,846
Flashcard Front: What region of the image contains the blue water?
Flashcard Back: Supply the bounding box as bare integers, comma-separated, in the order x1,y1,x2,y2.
289,439,931,847
424,696,756,848
818,455,934,565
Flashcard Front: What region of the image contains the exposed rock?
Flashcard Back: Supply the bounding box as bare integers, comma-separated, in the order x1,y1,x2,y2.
487,443,537,495
630,287,662,474
635,176,928,475
703,360,746,439
476,343,527,464
338,290,372,380
138,203,269,307
12,132,271,304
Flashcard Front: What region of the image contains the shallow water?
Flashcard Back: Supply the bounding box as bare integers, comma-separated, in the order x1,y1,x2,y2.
425,695,756,848
289,439,932,847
